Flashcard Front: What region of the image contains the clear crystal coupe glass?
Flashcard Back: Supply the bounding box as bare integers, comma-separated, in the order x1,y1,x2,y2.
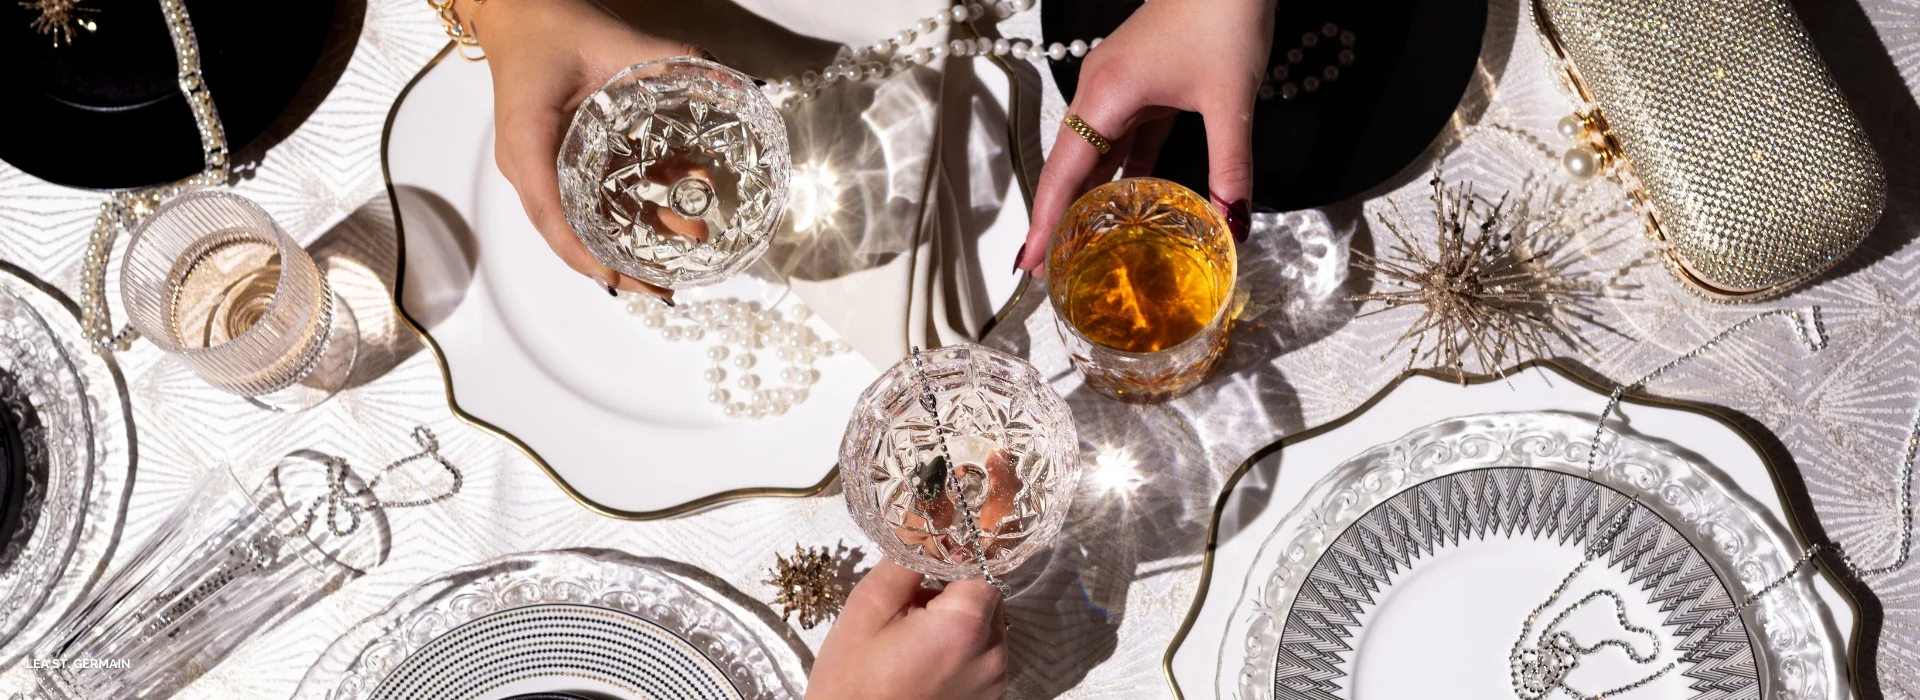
31,453,388,699
839,344,1080,581
1047,178,1237,403
558,57,791,289
120,191,358,411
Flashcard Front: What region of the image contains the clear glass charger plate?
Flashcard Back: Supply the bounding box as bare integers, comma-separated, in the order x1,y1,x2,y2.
0,267,132,665
294,548,808,700
1169,368,1852,700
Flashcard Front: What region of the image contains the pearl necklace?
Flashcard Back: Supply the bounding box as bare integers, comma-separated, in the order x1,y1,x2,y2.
767,0,1102,106
625,294,851,420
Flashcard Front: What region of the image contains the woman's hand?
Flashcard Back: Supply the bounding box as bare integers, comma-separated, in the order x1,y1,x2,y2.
460,0,703,303
806,560,1007,700
1013,0,1275,275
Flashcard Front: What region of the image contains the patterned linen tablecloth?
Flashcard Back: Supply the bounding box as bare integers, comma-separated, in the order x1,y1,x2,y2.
0,0,1917,698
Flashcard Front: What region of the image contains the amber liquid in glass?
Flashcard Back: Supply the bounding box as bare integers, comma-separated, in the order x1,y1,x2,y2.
1060,226,1228,353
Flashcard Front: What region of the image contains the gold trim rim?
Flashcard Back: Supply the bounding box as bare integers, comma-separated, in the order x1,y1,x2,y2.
380,38,1038,519
1158,357,1873,700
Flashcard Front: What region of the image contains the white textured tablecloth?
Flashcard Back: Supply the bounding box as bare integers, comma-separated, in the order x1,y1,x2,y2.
0,0,1916,698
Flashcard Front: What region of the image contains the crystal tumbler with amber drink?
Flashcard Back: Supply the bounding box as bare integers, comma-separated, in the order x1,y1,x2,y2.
1047,178,1236,403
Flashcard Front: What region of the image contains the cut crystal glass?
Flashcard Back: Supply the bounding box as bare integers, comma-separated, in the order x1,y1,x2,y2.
559,57,791,289
840,345,1080,581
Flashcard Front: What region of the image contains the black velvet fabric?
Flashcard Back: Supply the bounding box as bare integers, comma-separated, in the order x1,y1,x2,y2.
0,0,333,189
1042,0,1487,211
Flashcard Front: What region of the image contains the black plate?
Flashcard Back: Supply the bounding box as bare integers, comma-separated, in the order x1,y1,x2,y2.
0,0,334,189
1042,0,1487,211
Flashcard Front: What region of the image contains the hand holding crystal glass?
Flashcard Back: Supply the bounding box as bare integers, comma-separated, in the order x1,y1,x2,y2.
1014,0,1277,274
840,345,1080,584
806,559,1009,700
447,0,721,303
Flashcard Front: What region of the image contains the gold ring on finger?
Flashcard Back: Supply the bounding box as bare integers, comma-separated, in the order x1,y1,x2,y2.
1064,114,1112,155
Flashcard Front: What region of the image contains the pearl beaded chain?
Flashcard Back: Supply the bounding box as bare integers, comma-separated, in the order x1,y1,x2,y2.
767,0,1103,106
625,294,853,419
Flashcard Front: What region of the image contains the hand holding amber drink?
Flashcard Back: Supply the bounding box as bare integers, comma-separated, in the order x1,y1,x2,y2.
1048,178,1237,403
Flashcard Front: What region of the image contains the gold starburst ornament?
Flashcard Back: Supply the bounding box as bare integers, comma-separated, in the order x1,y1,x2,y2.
22,0,98,47
764,546,845,630
1350,171,1619,381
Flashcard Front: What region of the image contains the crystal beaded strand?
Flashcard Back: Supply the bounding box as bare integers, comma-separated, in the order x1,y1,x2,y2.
626,295,851,419
79,0,229,353
908,346,1009,594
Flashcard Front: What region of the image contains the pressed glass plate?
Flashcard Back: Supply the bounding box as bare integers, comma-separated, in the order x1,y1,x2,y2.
0,269,132,665
295,549,807,700
1168,369,1851,700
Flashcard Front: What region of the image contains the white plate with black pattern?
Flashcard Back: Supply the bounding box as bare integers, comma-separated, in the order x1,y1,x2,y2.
1169,368,1853,700
296,548,808,700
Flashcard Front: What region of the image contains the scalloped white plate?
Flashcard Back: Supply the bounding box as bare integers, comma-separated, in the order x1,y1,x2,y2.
386,15,1029,515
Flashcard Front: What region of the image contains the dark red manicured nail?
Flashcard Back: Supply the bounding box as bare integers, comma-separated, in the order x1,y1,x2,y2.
1213,195,1250,243
1013,242,1029,275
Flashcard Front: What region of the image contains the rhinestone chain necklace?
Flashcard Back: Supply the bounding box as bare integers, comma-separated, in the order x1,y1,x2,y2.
79,0,229,353
1511,307,1917,700
908,347,1008,594
282,426,464,538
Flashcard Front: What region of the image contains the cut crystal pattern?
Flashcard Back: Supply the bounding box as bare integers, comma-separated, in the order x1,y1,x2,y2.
840,345,1080,581
559,57,790,289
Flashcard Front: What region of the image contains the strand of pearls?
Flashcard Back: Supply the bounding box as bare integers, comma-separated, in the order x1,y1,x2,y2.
626,295,853,419
768,0,1104,106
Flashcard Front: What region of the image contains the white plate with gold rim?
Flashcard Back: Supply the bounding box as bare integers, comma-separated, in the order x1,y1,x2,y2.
384,8,1031,515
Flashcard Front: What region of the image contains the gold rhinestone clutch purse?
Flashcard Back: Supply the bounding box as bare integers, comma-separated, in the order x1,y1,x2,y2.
1533,0,1885,301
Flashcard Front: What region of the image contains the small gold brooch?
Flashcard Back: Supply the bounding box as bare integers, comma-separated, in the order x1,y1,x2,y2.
764,545,846,630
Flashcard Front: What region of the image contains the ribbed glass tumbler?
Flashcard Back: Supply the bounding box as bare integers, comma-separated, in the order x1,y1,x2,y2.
31,454,389,699
840,344,1080,582
120,191,358,411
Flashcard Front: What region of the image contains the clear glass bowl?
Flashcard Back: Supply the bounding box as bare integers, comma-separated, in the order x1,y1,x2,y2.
558,57,791,290
839,344,1080,581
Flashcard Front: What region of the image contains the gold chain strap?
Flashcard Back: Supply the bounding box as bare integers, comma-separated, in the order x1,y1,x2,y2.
426,0,488,61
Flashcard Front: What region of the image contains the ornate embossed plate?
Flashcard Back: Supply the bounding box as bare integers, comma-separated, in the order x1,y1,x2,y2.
0,267,132,666
1168,367,1853,700
294,548,807,700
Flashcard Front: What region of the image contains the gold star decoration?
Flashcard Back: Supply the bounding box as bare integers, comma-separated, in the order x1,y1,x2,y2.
21,0,99,47
764,545,844,630
1349,171,1620,382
